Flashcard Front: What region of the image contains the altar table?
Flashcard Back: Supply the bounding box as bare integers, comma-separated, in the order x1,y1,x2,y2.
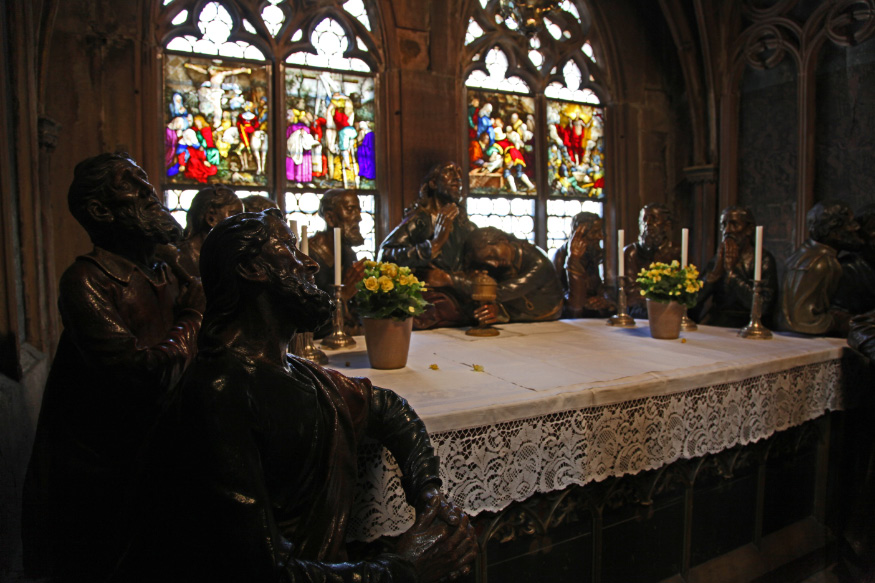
323,319,848,541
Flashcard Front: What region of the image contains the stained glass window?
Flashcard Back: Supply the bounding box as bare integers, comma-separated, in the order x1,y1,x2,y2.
164,54,270,187
284,69,376,191
161,0,382,257
466,89,537,197
464,0,606,257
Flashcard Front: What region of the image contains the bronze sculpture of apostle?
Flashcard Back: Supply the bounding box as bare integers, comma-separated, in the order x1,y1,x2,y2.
22,153,204,582
174,185,243,278
307,189,366,337
379,161,477,329
241,193,279,212
777,200,863,336
833,204,875,316
553,212,616,318
457,226,564,325
693,206,778,328
112,210,476,582
623,203,680,318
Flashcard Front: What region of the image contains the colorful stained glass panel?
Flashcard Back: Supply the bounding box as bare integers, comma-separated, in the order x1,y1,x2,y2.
164,54,270,187
466,90,536,196
546,100,604,198
284,68,376,191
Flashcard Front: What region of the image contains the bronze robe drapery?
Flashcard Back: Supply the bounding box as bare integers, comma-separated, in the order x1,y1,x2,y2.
114,351,440,582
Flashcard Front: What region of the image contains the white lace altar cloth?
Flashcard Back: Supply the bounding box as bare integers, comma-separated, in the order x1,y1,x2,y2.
330,320,847,541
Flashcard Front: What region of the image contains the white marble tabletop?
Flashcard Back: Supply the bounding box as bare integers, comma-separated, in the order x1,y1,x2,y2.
322,319,847,434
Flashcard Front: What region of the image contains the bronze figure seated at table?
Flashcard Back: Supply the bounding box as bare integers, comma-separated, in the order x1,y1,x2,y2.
833,203,875,316
553,211,616,318
307,189,366,337
452,226,564,326
693,206,778,328
23,153,204,582
622,203,680,319
173,185,243,279
777,200,863,336
112,210,476,582
379,161,476,329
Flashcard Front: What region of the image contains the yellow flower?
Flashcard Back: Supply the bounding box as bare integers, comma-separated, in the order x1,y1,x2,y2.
364,260,377,269
408,306,415,312
399,266,411,275
472,364,485,372
380,263,398,278
429,364,439,370
399,274,410,286
670,260,680,267
378,275,394,292
364,276,379,291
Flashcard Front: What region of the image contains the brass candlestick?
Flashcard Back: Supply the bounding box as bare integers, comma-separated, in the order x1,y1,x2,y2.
466,271,500,337
321,284,356,349
681,308,698,331
739,280,773,339
607,279,635,328
298,331,329,364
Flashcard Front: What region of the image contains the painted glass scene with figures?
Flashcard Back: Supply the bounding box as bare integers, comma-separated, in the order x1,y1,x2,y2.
164,54,270,187
284,68,376,191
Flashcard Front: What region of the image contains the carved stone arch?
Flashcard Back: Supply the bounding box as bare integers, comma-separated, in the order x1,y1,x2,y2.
733,20,803,77
464,41,540,91
720,17,802,212
740,0,800,22
824,0,875,47
283,8,382,71
546,52,610,104
158,0,276,59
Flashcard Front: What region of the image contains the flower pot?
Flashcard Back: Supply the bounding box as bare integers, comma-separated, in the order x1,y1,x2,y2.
646,299,685,339
363,317,414,369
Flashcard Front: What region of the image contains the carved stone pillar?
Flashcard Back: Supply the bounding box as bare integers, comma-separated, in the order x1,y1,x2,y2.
683,164,718,269
38,115,61,353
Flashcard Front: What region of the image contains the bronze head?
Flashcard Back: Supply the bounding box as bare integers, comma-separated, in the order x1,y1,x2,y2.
240,194,279,213
719,206,755,249
184,185,244,240
570,211,605,262
420,161,464,207
319,189,364,246
68,152,182,247
199,209,333,346
465,227,517,275
638,203,673,251
808,200,863,252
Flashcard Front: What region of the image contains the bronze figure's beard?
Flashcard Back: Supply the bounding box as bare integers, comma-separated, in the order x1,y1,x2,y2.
343,223,366,247
268,267,334,332
116,205,183,244
640,228,666,250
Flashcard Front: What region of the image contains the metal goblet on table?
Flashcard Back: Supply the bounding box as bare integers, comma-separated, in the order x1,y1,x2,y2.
466,271,500,337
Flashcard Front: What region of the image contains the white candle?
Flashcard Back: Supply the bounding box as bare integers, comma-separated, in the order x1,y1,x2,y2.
333,227,342,286
288,219,298,239
754,226,763,281
300,225,308,256
617,229,625,278
681,228,689,268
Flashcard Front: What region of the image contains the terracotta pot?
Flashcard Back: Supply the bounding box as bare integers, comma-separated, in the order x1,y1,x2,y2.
362,317,414,369
646,299,685,339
